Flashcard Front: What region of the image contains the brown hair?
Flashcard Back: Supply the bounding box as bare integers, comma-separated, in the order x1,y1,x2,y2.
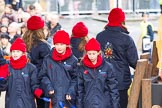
22,28,46,52
78,37,89,52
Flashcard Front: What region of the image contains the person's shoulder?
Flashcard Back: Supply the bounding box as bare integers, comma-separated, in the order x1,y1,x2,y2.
72,54,78,61
97,29,106,36
96,29,107,40
26,62,36,69
38,40,51,49
66,54,78,63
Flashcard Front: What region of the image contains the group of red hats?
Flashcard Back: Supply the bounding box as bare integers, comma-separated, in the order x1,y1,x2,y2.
11,7,124,52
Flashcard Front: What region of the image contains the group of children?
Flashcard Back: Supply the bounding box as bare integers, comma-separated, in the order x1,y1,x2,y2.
0,17,120,108
0,7,144,108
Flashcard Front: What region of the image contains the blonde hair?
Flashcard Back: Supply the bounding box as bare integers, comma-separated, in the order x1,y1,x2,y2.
22,29,46,52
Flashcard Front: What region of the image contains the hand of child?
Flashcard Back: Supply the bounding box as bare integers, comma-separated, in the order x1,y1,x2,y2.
49,90,54,95
66,94,71,100
0,64,9,79
34,88,43,98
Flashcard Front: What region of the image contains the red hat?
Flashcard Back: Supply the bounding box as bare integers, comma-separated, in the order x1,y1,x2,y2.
85,38,100,51
10,38,26,52
72,22,88,38
27,16,44,30
108,8,125,26
53,30,70,45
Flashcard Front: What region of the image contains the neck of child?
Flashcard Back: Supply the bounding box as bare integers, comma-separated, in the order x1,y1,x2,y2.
92,60,97,65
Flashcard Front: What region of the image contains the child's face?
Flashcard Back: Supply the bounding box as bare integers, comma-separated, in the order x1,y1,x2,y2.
5,6,11,14
55,43,67,54
1,27,8,33
11,50,23,60
87,51,99,63
0,38,9,45
1,17,9,26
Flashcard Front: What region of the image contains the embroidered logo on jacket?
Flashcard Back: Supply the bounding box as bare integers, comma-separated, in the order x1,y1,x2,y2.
22,72,29,77
64,62,72,69
99,70,107,77
104,42,114,59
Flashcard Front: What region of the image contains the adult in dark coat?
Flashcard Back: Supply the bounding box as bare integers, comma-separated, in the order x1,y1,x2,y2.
23,16,51,108
8,22,21,44
96,8,138,108
39,30,78,108
70,22,89,62
77,38,120,108
47,14,62,45
0,38,42,108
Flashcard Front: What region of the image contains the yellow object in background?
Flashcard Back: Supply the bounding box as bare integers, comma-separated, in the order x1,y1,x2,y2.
156,40,162,69
157,15,162,41
157,15,162,69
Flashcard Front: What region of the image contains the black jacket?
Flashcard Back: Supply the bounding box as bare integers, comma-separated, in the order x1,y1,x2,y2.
29,40,51,72
39,49,78,108
0,63,39,108
96,26,138,90
77,60,120,108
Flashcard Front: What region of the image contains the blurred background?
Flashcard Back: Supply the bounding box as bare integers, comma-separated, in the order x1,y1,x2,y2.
23,0,160,14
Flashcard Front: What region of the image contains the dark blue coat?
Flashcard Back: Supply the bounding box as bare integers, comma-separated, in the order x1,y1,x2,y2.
96,26,138,90
0,63,39,108
29,41,51,72
39,49,78,108
76,59,120,108
70,37,84,60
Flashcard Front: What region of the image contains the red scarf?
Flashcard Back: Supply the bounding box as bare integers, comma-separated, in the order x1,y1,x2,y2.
10,55,27,70
83,54,102,68
52,47,72,61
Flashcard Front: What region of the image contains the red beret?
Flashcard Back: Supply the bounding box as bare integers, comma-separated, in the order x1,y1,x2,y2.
10,38,26,52
53,30,70,45
27,16,44,30
108,8,125,26
72,22,88,38
85,38,100,51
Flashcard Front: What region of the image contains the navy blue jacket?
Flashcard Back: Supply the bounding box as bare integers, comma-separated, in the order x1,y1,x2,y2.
29,40,51,72
39,49,78,108
0,63,39,108
77,59,120,108
70,37,84,60
96,26,138,90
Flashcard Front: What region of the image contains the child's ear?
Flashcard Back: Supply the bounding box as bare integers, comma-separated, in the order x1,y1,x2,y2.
67,45,71,48
98,50,101,55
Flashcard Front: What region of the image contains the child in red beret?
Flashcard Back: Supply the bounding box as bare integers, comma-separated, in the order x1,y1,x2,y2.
39,30,78,108
70,21,89,62
76,38,120,108
0,38,43,108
